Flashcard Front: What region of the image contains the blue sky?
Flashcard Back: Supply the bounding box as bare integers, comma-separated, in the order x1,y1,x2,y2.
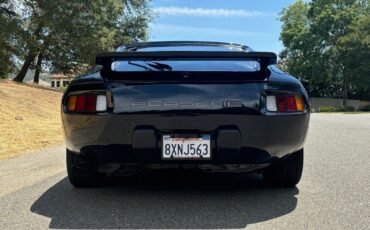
149,0,296,54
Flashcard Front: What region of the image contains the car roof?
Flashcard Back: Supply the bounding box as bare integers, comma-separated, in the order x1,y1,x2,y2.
116,41,252,52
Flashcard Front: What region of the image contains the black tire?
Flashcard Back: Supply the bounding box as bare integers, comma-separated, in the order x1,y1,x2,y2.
66,149,104,188
263,149,304,187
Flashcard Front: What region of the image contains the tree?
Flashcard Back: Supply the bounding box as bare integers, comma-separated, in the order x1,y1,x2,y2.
0,0,22,78
337,5,370,100
11,0,152,82
279,0,370,104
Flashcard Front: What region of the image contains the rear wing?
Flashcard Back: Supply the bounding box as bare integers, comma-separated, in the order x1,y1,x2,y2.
95,51,277,82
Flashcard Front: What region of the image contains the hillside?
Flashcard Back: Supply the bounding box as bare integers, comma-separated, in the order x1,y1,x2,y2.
0,80,63,160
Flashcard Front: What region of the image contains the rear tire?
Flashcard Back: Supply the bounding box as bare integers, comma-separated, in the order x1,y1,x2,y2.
66,149,104,188
263,149,303,187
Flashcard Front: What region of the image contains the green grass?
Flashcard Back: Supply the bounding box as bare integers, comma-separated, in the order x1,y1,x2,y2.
338,111,370,114
314,105,370,113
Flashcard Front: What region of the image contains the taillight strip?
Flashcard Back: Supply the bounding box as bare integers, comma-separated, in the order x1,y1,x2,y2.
96,95,107,112
266,94,305,112
67,96,77,112
76,95,86,112
66,93,107,113
85,95,97,112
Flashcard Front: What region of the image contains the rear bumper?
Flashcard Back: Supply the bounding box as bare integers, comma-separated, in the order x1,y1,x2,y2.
62,113,310,165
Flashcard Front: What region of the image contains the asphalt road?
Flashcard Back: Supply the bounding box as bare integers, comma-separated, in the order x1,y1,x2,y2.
0,113,369,229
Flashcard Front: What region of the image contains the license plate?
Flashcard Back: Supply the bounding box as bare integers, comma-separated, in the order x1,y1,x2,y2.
162,135,211,159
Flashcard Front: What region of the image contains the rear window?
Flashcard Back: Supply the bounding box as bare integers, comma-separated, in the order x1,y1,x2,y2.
111,59,261,72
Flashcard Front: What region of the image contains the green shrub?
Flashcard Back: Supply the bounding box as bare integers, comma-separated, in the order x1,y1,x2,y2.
318,106,356,112
336,106,356,112
318,106,337,112
359,105,370,111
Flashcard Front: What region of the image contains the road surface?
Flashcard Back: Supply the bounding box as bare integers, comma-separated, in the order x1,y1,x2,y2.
0,113,369,229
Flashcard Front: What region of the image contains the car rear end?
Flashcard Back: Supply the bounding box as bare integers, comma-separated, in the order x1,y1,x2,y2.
61,43,310,187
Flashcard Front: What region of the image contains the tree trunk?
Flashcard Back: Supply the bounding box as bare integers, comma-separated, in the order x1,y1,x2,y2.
13,24,43,83
342,71,348,107
13,52,37,82
33,51,44,84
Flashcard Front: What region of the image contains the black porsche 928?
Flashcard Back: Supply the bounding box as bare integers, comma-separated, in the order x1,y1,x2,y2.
62,41,310,188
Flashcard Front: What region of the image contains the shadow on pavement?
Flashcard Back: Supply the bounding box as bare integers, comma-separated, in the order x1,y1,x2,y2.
31,171,298,229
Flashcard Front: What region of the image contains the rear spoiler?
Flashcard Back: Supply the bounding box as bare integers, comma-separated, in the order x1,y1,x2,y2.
95,51,277,82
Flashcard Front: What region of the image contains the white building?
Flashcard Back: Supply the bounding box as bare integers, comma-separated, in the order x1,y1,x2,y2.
49,74,74,88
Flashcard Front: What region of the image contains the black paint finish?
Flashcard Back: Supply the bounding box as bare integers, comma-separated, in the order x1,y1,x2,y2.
61,42,310,170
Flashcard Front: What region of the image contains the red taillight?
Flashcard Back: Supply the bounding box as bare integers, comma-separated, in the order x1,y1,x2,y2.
67,94,106,113
75,95,86,112
266,95,305,112
276,95,287,112
276,95,297,111
287,96,297,111
85,95,97,112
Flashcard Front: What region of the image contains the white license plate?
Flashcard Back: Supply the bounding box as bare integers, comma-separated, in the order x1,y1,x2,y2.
162,135,211,159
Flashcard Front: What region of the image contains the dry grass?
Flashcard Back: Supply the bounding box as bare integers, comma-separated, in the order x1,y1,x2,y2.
0,80,63,160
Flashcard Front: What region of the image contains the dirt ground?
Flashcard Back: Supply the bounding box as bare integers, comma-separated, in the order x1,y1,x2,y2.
0,80,63,160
